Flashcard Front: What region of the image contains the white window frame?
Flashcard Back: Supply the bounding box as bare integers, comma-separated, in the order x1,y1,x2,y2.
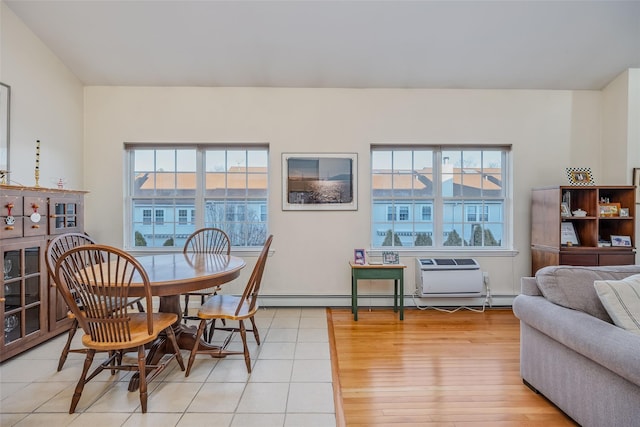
371,145,512,251
124,144,269,250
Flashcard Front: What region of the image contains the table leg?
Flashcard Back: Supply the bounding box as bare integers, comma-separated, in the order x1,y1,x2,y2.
394,279,398,313
352,273,358,321
400,275,404,320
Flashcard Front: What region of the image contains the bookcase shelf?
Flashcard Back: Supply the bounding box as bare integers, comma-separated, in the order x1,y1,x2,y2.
531,186,636,274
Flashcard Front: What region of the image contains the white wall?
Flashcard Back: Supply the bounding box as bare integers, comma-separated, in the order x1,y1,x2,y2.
4,1,637,306
1,3,84,189
83,86,606,304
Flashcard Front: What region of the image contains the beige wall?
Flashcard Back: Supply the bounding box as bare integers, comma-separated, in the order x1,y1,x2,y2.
4,1,638,304
82,86,605,302
1,3,84,188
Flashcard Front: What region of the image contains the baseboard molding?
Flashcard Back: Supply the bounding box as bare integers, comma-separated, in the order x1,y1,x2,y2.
184,294,515,308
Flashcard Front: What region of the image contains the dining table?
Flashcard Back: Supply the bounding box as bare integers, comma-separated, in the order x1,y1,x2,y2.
126,252,246,389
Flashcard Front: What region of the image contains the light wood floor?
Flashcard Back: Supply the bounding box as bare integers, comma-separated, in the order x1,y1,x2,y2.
327,307,578,427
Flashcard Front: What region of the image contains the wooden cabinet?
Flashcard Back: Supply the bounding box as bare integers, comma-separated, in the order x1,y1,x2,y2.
531,186,636,274
1,185,86,362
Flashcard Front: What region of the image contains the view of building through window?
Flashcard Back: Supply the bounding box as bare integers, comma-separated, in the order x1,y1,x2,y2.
126,145,268,249
371,147,509,248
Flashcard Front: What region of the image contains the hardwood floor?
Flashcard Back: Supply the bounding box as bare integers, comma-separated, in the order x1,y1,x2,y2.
327,307,578,427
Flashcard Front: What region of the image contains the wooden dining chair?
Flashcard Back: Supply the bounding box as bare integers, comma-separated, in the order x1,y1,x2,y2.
185,235,273,376
45,233,144,371
54,244,185,414
181,228,231,322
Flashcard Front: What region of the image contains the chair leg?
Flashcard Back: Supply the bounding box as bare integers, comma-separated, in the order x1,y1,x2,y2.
70,348,95,413
185,319,207,377
58,318,79,371
137,345,148,413
239,320,252,373
183,295,190,322
136,300,145,312
206,319,217,343
249,315,260,345
165,325,185,371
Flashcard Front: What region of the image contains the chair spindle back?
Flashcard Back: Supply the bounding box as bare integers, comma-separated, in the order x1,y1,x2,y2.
183,228,231,255
236,235,273,316
55,245,154,342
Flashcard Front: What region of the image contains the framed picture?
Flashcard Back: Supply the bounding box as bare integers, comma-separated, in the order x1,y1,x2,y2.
560,222,580,246
382,251,399,264
282,153,357,211
560,202,571,217
354,249,366,265
620,208,629,217
599,203,621,217
566,167,595,186
0,83,10,184
611,235,632,247
634,168,640,203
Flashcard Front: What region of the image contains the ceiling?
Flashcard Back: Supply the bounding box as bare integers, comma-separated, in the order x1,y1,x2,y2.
5,0,640,90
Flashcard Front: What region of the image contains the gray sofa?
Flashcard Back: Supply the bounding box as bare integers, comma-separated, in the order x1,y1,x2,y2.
513,265,640,427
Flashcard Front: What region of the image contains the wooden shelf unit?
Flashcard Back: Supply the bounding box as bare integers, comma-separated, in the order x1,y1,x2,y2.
1,185,86,362
531,186,636,274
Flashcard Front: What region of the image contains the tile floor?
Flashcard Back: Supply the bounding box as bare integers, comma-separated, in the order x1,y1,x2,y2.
0,308,336,427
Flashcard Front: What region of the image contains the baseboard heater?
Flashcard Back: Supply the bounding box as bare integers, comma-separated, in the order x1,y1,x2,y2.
415,258,483,297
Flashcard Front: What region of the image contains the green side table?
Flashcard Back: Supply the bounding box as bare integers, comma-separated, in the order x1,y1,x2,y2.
350,261,407,321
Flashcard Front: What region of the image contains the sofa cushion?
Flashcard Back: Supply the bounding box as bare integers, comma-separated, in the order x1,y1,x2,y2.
535,265,640,322
594,274,640,334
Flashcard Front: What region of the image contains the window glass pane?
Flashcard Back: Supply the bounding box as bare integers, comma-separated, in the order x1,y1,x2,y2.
372,146,508,249
372,151,392,171
156,150,176,172
127,145,268,249
393,151,412,172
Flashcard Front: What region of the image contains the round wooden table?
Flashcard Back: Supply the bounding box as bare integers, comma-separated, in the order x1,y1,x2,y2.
132,252,246,349
122,252,245,389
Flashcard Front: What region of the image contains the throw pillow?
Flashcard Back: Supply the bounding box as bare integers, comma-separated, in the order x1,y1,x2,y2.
594,274,640,334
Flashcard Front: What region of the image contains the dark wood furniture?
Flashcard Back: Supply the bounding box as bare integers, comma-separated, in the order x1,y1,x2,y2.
186,235,273,376
531,185,636,274
181,227,231,321
350,262,406,321
54,244,185,413
1,185,86,362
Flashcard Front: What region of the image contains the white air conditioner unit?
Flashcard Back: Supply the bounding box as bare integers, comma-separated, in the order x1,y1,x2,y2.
415,258,483,297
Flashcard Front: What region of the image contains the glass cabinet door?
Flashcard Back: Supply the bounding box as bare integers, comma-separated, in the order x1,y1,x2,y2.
48,195,84,235
2,242,44,345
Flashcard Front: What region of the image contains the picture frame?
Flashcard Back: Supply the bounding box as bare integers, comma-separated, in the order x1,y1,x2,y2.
566,167,595,186
560,202,571,217
611,235,632,247
0,83,10,184
620,207,629,217
354,249,366,265
282,153,357,211
634,168,640,203
560,222,580,246
599,202,621,217
382,251,399,265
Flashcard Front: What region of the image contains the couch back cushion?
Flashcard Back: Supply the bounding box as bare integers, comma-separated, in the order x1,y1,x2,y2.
535,265,640,322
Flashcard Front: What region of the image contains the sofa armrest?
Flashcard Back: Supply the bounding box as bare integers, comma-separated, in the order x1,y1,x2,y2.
520,277,541,296
513,293,640,387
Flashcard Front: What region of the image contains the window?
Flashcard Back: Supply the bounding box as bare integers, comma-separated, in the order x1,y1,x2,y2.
142,209,152,225
154,209,165,225
371,146,509,249
125,145,268,249
178,209,188,225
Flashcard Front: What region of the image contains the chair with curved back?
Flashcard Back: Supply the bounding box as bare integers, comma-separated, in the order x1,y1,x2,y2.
45,232,144,371
185,234,273,376
181,228,231,321
54,244,185,413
